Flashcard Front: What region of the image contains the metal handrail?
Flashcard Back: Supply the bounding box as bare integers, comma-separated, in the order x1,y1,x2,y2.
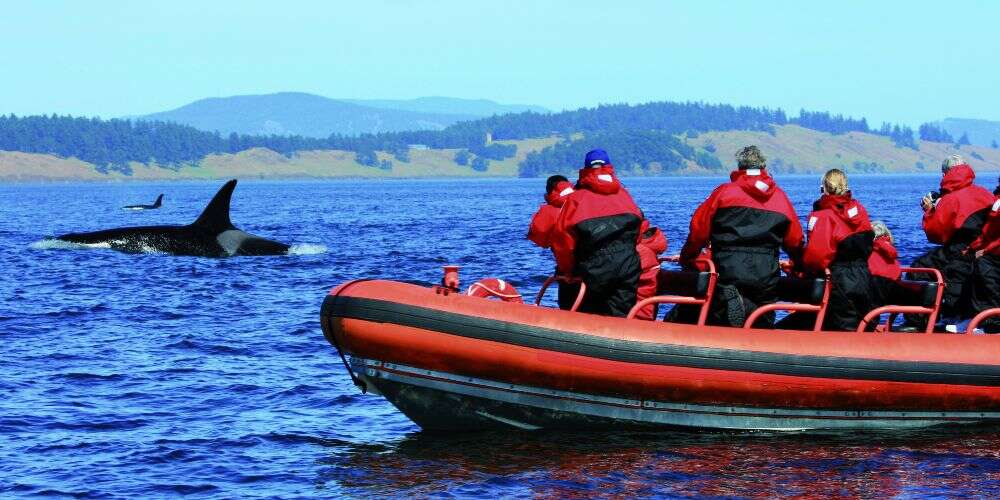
534,275,587,312
627,255,717,323
743,269,831,331
857,266,945,333
967,308,1000,334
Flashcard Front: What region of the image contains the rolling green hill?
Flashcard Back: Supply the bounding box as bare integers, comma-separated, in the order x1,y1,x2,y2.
4,125,998,182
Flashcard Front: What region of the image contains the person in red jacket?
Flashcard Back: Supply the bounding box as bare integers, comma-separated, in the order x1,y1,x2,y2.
968,195,1000,332
868,221,901,280
550,149,644,317
907,155,995,325
633,219,668,320
527,175,574,249
796,169,877,331
526,175,581,310
679,146,803,327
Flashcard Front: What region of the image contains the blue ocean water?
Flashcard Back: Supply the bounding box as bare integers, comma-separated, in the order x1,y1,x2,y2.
2,174,1000,498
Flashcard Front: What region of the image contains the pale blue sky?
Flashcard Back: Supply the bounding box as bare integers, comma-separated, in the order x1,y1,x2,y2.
1,1,996,125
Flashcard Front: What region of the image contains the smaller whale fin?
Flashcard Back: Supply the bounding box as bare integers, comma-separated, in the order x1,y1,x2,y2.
191,179,237,232
152,194,163,208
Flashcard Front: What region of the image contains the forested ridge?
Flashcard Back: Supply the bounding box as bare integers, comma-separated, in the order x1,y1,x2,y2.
0,101,957,176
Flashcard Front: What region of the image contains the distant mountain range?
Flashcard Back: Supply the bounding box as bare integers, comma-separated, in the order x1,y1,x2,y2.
133,92,547,138
937,118,1000,147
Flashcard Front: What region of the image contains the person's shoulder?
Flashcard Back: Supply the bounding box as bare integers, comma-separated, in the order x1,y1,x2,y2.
806,208,833,231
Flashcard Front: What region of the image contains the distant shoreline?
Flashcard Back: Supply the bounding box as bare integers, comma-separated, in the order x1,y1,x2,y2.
4,124,1000,183
4,171,998,186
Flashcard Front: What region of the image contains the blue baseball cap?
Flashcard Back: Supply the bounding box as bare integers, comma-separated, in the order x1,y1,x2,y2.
584,149,610,167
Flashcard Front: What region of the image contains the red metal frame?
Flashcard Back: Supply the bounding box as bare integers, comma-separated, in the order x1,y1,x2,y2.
535,276,587,312
626,256,717,323
743,269,831,331
856,267,945,333
967,308,1000,334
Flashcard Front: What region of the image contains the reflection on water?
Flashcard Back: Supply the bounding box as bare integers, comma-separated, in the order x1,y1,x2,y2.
321,427,1000,497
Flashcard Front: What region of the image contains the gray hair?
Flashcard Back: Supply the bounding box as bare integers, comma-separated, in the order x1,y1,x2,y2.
736,145,766,170
872,220,893,244
941,154,966,173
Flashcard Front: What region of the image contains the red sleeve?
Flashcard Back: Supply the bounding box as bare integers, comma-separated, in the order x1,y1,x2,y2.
971,199,1000,252
680,186,723,263
639,219,668,255
550,198,580,275
923,196,958,244
775,189,804,262
802,211,837,273
644,226,668,255
526,205,558,249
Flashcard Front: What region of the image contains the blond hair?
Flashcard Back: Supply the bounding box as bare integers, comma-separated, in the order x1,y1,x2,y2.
872,220,893,244
736,145,766,170
941,154,966,172
822,169,849,196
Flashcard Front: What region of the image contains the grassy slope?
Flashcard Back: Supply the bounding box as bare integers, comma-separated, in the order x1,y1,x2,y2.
688,125,1000,174
0,137,559,181
3,126,999,181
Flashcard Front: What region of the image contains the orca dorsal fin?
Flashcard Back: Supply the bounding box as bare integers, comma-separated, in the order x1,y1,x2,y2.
191,180,237,232
152,194,163,208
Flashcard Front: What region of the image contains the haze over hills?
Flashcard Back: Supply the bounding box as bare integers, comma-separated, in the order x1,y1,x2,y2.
134,92,546,138
937,118,1000,147
342,97,546,117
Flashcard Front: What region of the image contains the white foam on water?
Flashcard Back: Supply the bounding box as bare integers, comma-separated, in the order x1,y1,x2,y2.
30,239,110,250
287,243,327,255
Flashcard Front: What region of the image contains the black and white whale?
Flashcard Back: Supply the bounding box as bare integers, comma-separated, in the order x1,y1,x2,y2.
55,179,290,256
123,194,163,210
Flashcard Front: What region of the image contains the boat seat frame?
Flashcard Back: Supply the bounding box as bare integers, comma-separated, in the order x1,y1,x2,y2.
626,256,717,324
856,267,944,333
744,269,832,331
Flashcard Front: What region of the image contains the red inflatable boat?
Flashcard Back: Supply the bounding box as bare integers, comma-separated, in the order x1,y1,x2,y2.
320,263,1000,432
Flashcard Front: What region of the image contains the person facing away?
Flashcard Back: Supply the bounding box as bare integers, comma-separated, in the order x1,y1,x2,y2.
679,145,803,327
527,175,574,249
526,174,581,310
907,155,995,325
967,193,1000,332
633,218,668,320
868,221,901,281
550,149,644,317
797,169,877,331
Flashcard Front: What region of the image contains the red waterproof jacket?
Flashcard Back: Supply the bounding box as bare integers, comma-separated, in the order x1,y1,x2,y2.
970,197,1000,257
633,219,668,321
802,193,874,273
526,180,574,249
680,168,803,265
868,236,901,280
637,219,668,271
551,166,643,275
923,165,994,245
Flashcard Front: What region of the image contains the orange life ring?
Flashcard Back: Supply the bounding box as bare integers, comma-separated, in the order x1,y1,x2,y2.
466,278,523,303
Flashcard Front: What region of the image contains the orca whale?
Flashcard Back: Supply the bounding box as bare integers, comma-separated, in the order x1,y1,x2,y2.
123,194,163,210
56,180,290,257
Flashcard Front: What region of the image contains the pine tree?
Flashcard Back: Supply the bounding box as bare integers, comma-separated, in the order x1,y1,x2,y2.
992,139,998,149
958,132,971,146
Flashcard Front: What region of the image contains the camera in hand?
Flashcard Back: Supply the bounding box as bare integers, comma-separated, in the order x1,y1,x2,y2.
927,191,941,201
